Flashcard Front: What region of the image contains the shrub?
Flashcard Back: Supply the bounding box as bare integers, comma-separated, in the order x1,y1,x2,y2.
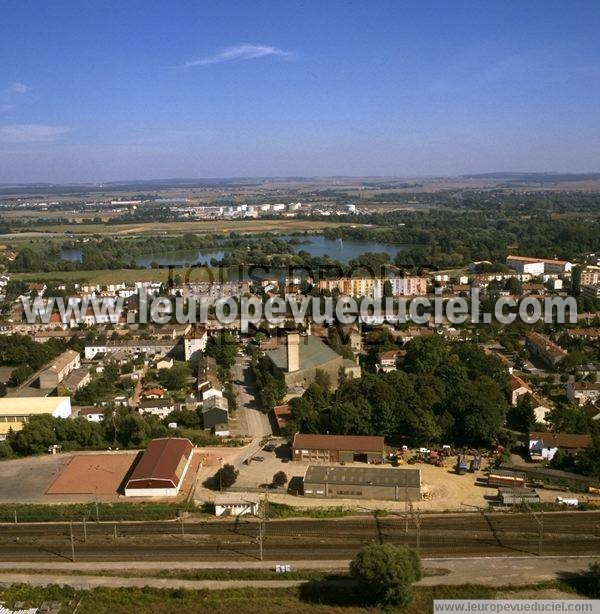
272,471,288,487
350,543,422,606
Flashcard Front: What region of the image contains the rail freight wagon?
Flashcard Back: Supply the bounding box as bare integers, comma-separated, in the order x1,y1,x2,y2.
488,469,527,488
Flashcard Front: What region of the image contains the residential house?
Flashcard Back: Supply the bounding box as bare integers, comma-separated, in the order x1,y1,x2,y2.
197,354,222,400
376,349,405,373
567,382,600,405
528,431,591,462
508,374,532,406
525,332,567,368
143,387,165,400
273,404,292,432
138,399,175,419
201,395,229,429
38,350,81,389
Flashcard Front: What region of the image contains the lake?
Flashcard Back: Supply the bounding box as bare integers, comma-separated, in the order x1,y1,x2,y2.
60,235,408,268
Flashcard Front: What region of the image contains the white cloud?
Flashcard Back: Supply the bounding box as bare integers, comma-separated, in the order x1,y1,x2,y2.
185,43,292,67
8,82,30,95
0,124,68,143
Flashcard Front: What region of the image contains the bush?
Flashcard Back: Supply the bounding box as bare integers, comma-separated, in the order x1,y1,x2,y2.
272,471,288,487
583,563,600,598
215,463,238,489
350,543,422,606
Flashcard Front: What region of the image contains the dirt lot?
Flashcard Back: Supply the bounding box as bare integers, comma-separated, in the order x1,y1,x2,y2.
45,453,138,498
201,446,573,512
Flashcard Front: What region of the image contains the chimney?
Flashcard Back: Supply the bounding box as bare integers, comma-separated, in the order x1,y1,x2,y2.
287,333,300,372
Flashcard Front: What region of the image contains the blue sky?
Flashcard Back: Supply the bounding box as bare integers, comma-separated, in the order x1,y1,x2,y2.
1,0,600,182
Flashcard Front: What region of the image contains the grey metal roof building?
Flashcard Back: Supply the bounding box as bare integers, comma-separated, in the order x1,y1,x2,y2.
266,334,360,389
303,465,421,501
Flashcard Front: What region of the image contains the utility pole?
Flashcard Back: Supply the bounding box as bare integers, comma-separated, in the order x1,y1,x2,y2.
525,502,543,556
94,491,99,522
69,522,76,562
258,489,268,562
537,511,544,556
404,486,409,535
83,516,87,543
408,501,421,554
113,524,118,541
180,515,185,536
14,510,17,524
416,510,421,554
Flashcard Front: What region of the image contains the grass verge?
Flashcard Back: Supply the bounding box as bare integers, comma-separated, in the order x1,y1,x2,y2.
0,580,587,614
0,502,197,523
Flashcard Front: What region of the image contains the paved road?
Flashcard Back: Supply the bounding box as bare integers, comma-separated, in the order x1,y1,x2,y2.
231,355,271,439
1,511,599,562
0,556,597,590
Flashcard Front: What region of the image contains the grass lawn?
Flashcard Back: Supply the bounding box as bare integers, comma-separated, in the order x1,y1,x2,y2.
0,580,586,614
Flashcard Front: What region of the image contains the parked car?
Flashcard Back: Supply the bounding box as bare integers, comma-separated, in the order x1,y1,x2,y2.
252,456,265,462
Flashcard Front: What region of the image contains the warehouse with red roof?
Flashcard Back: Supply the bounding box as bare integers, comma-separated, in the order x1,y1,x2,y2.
124,438,193,497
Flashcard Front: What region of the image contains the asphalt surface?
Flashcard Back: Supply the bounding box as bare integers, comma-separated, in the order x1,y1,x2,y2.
1,511,599,562
232,355,272,439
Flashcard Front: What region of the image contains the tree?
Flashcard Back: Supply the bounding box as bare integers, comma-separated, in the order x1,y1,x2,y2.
216,463,238,489
350,544,422,606
507,394,537,433
272,471,288,488
581,562,600,598
8,364,33,387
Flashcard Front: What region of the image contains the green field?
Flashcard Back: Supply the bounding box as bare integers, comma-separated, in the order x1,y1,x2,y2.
11,267,224,284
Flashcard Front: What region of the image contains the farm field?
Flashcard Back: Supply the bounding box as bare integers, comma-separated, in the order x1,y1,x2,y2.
12,218,353,237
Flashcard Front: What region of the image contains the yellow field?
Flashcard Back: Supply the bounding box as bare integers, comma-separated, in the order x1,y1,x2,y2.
24,218,349,237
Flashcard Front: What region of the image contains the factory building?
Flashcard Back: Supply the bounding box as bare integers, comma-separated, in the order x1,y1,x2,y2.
0,397,72,440
303,465,421,501
292,433,385,464
124,438,193,497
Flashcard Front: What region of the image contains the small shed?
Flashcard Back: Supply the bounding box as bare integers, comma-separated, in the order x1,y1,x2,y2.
214,494,259,516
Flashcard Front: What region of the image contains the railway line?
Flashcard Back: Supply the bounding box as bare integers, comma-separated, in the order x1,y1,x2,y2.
0,511,599,562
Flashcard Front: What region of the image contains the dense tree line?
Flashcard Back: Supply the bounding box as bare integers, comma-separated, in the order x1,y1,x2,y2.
0,334,76,377
284,336,510,447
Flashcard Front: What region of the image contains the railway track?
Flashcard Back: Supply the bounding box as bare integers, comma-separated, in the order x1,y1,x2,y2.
0,511,598,562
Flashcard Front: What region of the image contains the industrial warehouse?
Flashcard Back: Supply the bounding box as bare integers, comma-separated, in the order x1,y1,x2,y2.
124,438,194,497
302,465,422,501
292,433,385,463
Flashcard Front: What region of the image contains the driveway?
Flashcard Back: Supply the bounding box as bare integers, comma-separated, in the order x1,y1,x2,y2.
231,355,272,440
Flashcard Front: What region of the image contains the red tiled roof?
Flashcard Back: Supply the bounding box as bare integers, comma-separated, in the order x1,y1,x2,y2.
292,433,384,453
529,432,592,449
509,374,531,392
126,438,193,489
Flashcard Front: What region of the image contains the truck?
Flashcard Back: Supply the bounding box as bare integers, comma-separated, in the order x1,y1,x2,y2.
455,455,469,475
556,496,578,507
